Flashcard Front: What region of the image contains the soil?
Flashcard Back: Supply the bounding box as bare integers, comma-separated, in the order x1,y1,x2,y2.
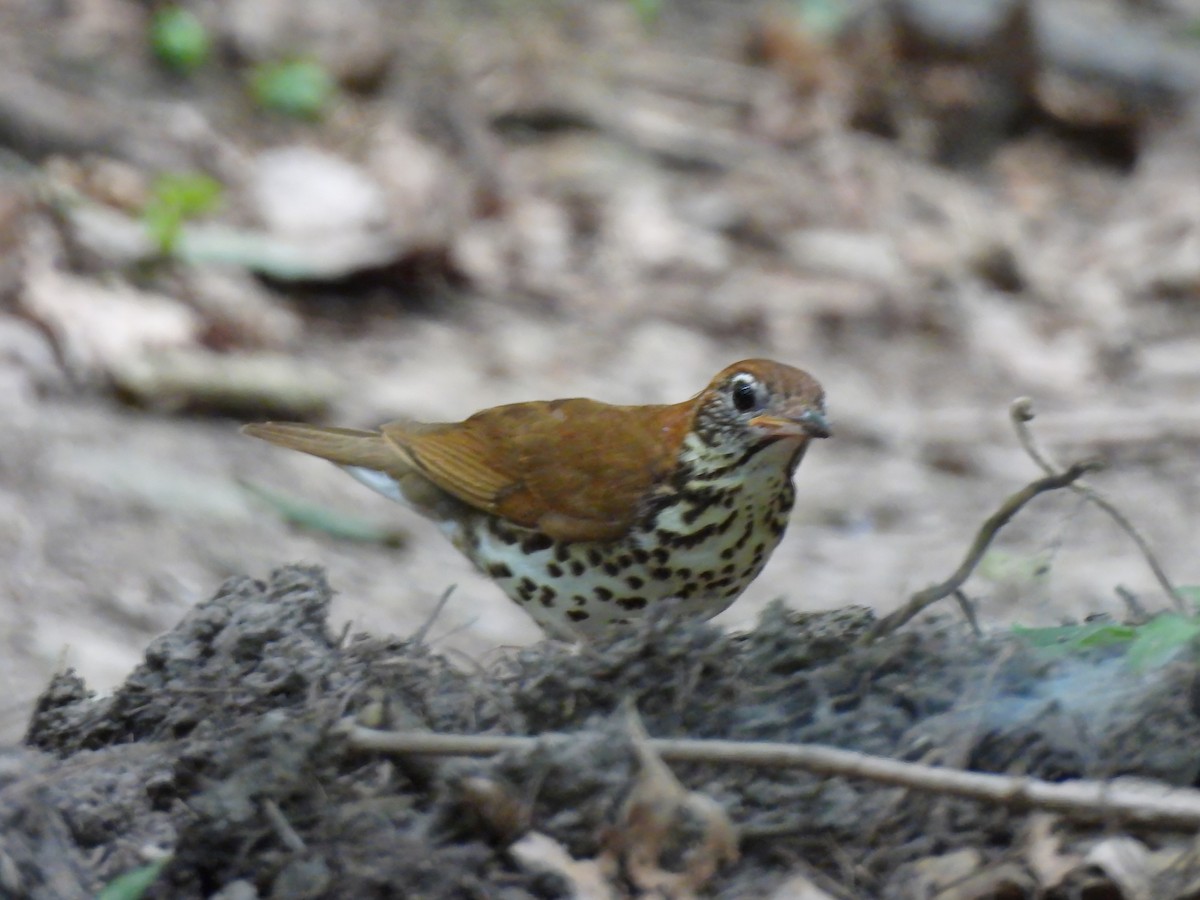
10,566,1200,899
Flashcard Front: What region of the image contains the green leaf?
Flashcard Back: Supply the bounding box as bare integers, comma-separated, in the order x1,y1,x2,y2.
150,8,210,74
239,480,407,547
795,0,850,39
1173,585,1200,611
977,549,1052,584
142,172,224,255
250,60,335,120
1124,613,1200,671
97,857,171,900
1012,621,1136,655
627,0,663,29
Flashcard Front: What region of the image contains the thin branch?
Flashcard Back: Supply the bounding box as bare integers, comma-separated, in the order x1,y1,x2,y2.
1115,585,1148,621
262,798,307,853
952,589,982,639
412,584,457,646
865,460,1100,641
342,724,1200,830
1010,397,1183,612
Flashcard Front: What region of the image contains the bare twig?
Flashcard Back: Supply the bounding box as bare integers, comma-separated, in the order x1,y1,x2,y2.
412,584,457,646
342,724,1200,830
952,589,982,638
262,799,307,853
1115,585,1148,621
1011,398,1183,612
865,460,1100,641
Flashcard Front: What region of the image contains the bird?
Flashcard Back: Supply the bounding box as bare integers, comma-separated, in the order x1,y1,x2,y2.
242,359,829,638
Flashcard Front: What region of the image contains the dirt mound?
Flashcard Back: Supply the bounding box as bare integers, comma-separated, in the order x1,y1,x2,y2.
6,566,1200,898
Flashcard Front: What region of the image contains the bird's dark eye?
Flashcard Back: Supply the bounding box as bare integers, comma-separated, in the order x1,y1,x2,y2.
731,378,759,412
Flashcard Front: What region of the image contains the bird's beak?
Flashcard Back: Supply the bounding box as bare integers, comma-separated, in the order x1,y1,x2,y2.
750,408,832,440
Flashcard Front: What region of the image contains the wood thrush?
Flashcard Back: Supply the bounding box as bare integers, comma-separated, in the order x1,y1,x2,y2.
243,359,829,638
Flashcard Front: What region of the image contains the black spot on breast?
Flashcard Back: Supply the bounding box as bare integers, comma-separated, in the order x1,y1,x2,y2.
720,547,735,560
568,609,590,621
618,554,634,568
487,562,513,579
539,586,557,607
675,567,692,580
651,567,671,580
618,597,648,611
521,533,553,554
595,586,614,602
572,595,587,606
547,563,564,578
651,547,670,565
679,584,697,599
633,547,651,564
569,560,586,577
679,488,721,526
554,542,571,563
669,461,697,490
518,577,537,594
587,548,603,566
721,563,735,576
603,562,621,577
669,510,737,550
626,575,645,590
734,519,755,551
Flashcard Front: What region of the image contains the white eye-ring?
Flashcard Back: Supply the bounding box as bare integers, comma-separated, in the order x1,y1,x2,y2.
730,374,761,413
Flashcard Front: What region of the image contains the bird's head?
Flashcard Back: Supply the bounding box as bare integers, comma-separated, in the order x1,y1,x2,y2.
694,359,830,451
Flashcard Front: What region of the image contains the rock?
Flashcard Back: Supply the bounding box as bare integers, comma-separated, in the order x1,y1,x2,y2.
249,146,388,238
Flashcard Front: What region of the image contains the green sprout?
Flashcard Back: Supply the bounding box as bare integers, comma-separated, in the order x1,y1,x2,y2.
97,857,171,900
250,60,335,120
1015,603,1200,671
142,172,224,256
627,0,663,29
150,7,210,74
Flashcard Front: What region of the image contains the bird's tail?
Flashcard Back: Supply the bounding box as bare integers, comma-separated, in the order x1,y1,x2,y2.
241,422,406,473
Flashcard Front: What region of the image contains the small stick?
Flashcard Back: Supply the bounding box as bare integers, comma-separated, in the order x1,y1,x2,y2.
262,799,307,853
952,589,982,639
1115,585,1148,621
342,724,1200,830
865,460,1099,641
1011,398,1183,612
412,584,457,646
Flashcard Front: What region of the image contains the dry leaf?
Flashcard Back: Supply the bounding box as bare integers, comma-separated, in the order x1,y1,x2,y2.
509,832,615,900
601,707,739,899
1085,836,1153,900
1022,814,1080,890
766,871,840,900
20,255,201,383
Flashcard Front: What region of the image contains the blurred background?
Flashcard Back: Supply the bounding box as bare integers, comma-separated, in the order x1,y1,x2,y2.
2,0,1200,740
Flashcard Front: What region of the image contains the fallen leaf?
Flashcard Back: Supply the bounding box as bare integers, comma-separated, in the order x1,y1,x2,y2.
509,832,615,900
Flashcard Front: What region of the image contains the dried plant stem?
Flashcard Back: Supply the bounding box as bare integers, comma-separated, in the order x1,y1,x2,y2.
865,460,1099,641
1010,397,1183,613
343,724,1200,830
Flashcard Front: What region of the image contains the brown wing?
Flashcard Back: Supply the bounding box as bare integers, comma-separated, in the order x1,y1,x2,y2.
380,398,689,542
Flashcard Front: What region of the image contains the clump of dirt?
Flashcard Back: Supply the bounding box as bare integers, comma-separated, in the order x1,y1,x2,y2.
7,566,1200,898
